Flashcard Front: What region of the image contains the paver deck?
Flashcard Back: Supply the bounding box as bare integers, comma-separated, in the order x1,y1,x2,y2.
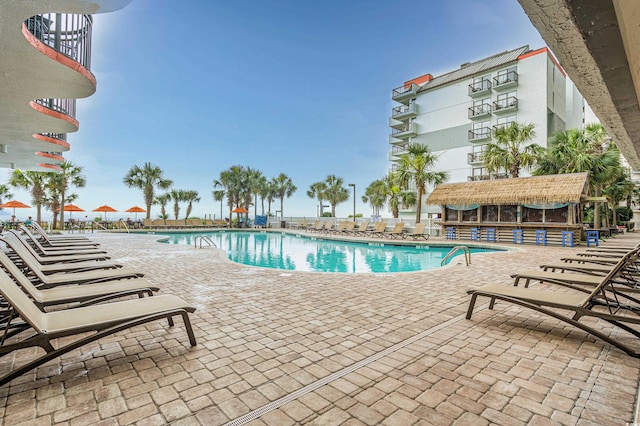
0,230,638,425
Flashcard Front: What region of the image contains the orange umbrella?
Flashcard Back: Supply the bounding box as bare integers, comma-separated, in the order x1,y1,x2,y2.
92,204,118,221
58,203,84,219
232,207,248,213
0,200,31,216
125,205,146,220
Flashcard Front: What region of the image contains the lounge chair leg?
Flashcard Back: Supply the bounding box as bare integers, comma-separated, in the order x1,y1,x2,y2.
466,294,478,319
181,312,197,346
489,297,496,310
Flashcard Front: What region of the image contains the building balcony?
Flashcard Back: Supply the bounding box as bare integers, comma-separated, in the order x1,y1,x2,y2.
493,71,518,91
391,83,420,105
468,175,490,182
493,97,518,114
468,127,491,142
467,152,485,165
390,123,417,139
391,103,418,121
468,104,491,119
33,98,77,120
468,79,491,97
389,146,409,160
25,13,93,70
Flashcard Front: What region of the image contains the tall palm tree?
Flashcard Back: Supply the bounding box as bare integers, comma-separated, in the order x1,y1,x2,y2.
182,190,200,219
265,179,278,216
123,163,173,220
362,179,387,217
154,193,171,219
322,175,349,217
8,170,49,223
244,167,264,217
54,162,86,228
603,174,634,228
214,165,245,220
272,173,297,217
484,122,543,178
307,182,328,217
396,143,448,223
169,189,186,219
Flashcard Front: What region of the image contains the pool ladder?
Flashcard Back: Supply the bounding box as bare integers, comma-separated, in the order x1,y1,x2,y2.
194,235,217,248
441,246,471,266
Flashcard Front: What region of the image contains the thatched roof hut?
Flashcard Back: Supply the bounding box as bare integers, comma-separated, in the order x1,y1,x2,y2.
426,173,589,206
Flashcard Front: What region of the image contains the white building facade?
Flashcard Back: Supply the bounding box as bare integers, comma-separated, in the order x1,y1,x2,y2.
389,45,592,220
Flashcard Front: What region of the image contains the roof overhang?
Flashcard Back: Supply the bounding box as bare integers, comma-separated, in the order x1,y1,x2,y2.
517,0,640,170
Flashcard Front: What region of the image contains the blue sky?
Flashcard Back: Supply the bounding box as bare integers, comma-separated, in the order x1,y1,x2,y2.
7,0,545,221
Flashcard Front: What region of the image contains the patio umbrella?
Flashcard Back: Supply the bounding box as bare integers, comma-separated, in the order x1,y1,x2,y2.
125,205,146,220
0,200,31,216
232,206,248,227
92,204,118,221
58,203,84,219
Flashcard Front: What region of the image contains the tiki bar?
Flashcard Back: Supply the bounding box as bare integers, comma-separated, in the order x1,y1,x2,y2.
426,172,591,246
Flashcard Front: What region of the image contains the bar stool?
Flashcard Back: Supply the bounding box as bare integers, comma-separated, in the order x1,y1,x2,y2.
586,230,599,247
470,227,480,241
485,228,497,242
512,229,524,244
445,227,456,240
561,231,574,247
535,230,547,246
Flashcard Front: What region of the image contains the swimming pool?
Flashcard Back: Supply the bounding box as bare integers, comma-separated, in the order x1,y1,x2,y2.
156,231,502,273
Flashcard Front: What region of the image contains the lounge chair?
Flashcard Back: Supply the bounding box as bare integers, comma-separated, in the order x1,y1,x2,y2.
0,266,196,387
405,223,429,240
6,232,110,263
350,221,370,236
26,225,98,248
0,249,157,309
380,222,405,239
466,249,640,357
14,228,105,254
337,221,356,235
30,221,90,241
362,221,387,238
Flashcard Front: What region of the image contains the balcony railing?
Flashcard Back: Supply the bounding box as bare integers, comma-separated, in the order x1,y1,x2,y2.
493,71,518,90
468,104,491,119
391,123,417,139
391,83,419,104
33,98,77,119
493,97,518,113
391,104,418,119
25,13,93,70
39,133,68,141
467,152,485,164
468,127,491,141
468,175,490,182
468,79,491,97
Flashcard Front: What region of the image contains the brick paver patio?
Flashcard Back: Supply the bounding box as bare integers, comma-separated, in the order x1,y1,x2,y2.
0,230,638,425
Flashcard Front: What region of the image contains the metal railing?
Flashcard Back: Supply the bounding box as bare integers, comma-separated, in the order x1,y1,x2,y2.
467,152,485,164
392,83,418,98
391,123,416,136
468,104,491,118
39,133,67,142
391,104,416,117
194,235,217,248
468,127,491,141
33,98,76,119
493,97,518,112
441,246,471,266
468,79,491,95
25,13,93,70
493,71,518,87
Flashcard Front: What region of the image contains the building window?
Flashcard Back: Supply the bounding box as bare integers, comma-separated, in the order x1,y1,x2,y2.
499,205,518,222
495,66,517,85
482,205,498,222
461,208,478,222
522,206,543,222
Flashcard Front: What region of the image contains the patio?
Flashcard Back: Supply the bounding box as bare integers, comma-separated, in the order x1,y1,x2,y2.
0,231,638,425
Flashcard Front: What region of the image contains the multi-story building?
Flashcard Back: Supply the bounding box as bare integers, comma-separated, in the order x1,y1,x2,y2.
389,45,594,219
0,1,133,171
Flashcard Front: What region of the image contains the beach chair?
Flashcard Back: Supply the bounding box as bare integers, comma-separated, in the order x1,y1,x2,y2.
363,221,387,238
380,222,405,239
0,249,157,309
405,223,429,240
350,221,370,236
31,221,89,242
14,228,105,255
3,233,110,264
25,225,98,248
0,266,196,387
337,221,356,235
466,249,640,357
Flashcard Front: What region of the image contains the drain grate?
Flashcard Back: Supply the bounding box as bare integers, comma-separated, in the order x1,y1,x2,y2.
225,310,477,425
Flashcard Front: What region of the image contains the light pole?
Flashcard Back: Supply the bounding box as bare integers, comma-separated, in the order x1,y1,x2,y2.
348,183,356,222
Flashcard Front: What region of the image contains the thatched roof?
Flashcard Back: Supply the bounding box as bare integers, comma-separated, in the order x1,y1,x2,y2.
426,173,589,206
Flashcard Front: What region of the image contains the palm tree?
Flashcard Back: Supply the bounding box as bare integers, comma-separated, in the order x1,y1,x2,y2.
182,190,200,219
272,173,297,217
484,122,543,178
307,182,328,217
244,167,264,216
154,193,171,219
123,163,173,220
396,143,448,223
8,170,49,223
214,165,245,220
265,179,278,216
603,174,634,228
362,179,386,217
322,175,349,217
535,123,622,229
212,190,225,220
170,189,186,219
54,162,86,228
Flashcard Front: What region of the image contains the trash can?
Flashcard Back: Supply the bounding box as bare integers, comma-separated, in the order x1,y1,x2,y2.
280,221,286,229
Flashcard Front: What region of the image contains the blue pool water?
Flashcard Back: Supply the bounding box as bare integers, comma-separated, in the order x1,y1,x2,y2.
156,231,502,273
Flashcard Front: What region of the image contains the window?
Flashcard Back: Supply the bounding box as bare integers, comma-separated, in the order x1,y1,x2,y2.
496,91,517,109
545,206,568,223
496,66,517,85
522,206,543,222
445,207,458,222
471,76,491,92
499,205,518,222
472,98,491,115
482,205,498,222
461,208,478,222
